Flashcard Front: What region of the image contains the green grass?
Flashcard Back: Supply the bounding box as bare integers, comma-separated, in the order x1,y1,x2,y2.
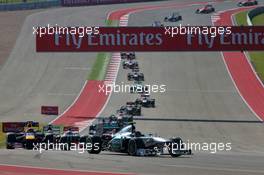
0,124,5,148
88,19,119,80
235,11,264,82
248,51,264,80
252,13,264,25
105,19,119,27
235,11,248,26
88,53,111,80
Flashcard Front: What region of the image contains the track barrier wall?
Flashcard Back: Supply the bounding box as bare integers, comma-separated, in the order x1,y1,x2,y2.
247,6,264,25
0,0,60,11
0,0,168,11
61,0,167,6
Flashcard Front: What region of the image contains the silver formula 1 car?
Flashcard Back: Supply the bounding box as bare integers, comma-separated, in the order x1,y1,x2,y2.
86,125,192,157
117,102,141,116
121,52,136,60
135,94,155,108
152,21,164,27
129,81,149,94
238,0,258,6
128,69,144,81
122,60,139,69
164,12,182,22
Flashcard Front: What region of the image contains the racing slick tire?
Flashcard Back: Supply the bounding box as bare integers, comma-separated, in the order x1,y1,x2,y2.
87,136,102,154
135,99,142,105
6,144,14,149
58,137,71,151
136,107,141,116
151,100,155,108
6,134,16,149
24,140,34,150
139,74,144,81
61,143,71,151
130,87,135,93
169,137,183,157
128,139,137,156
42,134,55,150
128,138,145,156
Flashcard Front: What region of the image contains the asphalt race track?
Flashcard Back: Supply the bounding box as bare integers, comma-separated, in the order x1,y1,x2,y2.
0,0,171,123
0,0,264,175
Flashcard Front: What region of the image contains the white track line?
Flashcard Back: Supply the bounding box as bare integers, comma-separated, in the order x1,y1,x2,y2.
49,80,88,124
79,0,225,131
0,163,134,175
61,0,227,131
211,7,263,122
79,16,128,132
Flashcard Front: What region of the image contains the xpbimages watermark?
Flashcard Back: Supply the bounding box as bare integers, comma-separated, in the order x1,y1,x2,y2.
33,141,100,154
33,24,100,37
169,140,232,154
98,82,166,95
32,140,232,154
164,25,232,38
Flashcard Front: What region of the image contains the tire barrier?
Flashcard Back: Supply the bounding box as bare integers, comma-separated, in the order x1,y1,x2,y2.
247,6,264,26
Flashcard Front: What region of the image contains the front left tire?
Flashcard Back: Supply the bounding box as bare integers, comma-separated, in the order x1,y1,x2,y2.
169,137,183,157
87,136,102,154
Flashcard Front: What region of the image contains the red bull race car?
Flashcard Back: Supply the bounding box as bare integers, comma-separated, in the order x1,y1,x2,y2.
196,4,215,14
3,121,43,149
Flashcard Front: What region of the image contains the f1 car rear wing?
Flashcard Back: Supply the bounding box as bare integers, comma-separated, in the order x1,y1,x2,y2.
43,125,61,135
2,121,39,133
63,126,79,132
134,81,142,85
126,102,136,106
141,94,150,98
132,68,140,72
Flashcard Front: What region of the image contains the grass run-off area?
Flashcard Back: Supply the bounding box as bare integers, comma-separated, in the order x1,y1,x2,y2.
252,13,264,25
235,11,264,82
88,20,119,80
0,124,5,148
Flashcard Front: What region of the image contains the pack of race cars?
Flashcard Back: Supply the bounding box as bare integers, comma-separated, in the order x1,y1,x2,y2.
3,118,191,157
152,1,259,26
5,0,260,157
107,0,258,157
3,121,83,150
3,51,191,157
83,52,191,157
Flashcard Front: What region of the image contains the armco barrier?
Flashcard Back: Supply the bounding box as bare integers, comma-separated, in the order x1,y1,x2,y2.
61,0,166,6
247,6,264,26
0,0,60,11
